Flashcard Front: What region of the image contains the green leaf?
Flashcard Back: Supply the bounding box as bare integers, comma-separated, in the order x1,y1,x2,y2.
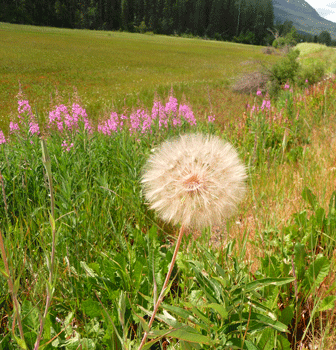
279,305,294,326
13,335,28,350
234,277,294,294
205,303,228,319
151,328,210,345
0,266,9,279
226,338,260,350
328,190,336,214
302,187,318,209
318,295,336,312
49,213,56,231
305,256,330,291
230,312,289,333
82,299,102,318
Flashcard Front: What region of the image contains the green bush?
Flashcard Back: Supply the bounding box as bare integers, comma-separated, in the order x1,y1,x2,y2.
297,58,326,87
272,37,287,49
268,49,300,96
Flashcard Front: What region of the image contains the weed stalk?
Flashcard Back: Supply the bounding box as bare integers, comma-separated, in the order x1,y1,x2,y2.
0,229,26,347
34,139,56,350
137,225,186,350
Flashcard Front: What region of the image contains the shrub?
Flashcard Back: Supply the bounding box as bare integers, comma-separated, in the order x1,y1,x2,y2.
272,36,288,49
297,58,326,87
268,49,300,95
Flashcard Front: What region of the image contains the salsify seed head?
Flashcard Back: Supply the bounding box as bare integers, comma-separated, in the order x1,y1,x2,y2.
141,133,247,229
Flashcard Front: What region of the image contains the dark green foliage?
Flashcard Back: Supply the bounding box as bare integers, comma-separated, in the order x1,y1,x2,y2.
318,30,332,46
269,49,300,90
0,0,275,45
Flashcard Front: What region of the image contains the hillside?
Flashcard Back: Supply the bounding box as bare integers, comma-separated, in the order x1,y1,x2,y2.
273,0,336,38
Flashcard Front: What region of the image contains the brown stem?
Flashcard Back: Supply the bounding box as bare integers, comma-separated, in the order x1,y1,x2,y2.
34,139,56,350
0,229,26,343
137,225,185,350
0,168,8,215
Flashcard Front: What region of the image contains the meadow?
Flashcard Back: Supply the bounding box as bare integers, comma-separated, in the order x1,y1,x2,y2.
0,23,336,350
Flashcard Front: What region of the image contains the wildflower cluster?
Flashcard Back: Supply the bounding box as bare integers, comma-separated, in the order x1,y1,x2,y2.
97,95,198,136
8,100,41,139
0,92,208,152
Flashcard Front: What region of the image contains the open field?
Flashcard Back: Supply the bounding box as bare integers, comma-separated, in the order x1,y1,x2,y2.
0,22,279,127
1,24,336,350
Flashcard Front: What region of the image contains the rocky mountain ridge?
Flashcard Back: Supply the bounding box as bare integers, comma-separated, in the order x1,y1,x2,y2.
273,0,336,39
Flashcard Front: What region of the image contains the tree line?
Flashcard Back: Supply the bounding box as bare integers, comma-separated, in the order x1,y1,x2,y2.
1,0,275,45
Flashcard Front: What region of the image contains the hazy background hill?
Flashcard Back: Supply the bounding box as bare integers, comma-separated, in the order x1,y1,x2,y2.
273,0,336,39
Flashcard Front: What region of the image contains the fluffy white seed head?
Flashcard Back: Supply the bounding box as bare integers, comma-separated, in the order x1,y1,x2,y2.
141,133,247,229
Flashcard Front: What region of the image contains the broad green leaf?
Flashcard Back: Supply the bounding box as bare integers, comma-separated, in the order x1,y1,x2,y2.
161,303,194,320
80,261,98,278
318,295,336,312
0,266,9,279
234,277,294,294
226,338,260,350
247,299,277,320
13,335,28,350
257,328,274,350
230,312,289,333
302,187,318,209
82,299,102,318
205,303,228,319
305,256,330,291
328,190,336,214
151,328,210,345
279,305,294,326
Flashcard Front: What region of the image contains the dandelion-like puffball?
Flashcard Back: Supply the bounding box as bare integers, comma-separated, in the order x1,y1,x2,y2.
141,134,247,229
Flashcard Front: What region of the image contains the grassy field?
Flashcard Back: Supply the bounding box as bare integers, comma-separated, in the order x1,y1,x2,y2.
1,23,336,350
0,22,279,127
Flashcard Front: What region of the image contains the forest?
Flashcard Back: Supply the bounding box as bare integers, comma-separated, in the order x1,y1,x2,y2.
1,0,275,45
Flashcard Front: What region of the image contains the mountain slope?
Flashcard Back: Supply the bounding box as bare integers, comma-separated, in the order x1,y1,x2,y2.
273,0,336,39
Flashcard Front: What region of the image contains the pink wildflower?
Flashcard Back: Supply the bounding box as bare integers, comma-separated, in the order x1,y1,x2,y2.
261,100,271,111
208,115,216,123
129,110,141,134
179,104,196,126
140,110,153,134
9,122,20,133
29,121,40,135
61,140,74,152
256,90,262,96
165,95,178,117
18,100,34,119
0,130,6,144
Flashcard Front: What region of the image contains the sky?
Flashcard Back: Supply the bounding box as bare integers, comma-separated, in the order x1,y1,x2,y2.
305,0,336,23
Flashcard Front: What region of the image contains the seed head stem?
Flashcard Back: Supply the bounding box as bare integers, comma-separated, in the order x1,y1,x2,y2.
137,225,185,350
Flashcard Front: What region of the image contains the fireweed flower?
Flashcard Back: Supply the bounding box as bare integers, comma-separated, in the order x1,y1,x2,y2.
256,90,262,96
141,133,247,229
0,130,6,144
9,122,20,133
29,121,40,135
208,115,216,123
